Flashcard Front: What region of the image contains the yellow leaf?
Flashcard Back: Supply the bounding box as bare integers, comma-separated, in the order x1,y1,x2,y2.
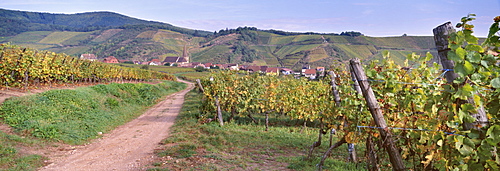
421,151,434,167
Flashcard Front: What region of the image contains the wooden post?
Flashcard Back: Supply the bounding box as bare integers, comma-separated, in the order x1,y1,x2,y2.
215,96,224,126
329,71,341,106
329,71,357,162
196,79,205,93
265,111,269,131
366,134,380,171
349,58,406,171
432,22,459,83
433,22,489,130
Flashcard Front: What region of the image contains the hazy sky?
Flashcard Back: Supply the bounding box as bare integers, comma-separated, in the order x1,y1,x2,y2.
1,0,499,37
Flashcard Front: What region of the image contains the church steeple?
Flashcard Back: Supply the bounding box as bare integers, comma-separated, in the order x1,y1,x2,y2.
182,44,189,63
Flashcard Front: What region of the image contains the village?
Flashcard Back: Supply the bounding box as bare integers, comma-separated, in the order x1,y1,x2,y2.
79,53,327,79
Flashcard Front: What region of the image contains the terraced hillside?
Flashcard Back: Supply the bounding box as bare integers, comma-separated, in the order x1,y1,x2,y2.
190,29,438,70
0,8,439,70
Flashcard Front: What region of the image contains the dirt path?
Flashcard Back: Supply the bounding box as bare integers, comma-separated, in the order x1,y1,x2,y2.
40,79,194,171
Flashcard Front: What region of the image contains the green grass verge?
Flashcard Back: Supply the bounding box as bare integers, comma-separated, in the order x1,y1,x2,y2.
147,90,366,171
175,72,211,82
0,131,46,171
0,81,186,145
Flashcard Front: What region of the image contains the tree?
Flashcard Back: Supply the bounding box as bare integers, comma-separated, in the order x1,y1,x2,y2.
140,65,149,70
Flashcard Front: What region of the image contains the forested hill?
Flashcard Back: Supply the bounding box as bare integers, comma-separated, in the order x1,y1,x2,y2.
0,8,210,36
0,8,439,70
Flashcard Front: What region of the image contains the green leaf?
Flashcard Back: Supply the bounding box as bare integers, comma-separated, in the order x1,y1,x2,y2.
491,77,500,88
486,125,500,145
480,60,489,68
487,23,499,40
487,160,500,170
456,47,466,60
456,136,474,155
448,51,462,62
463,61,475,74
424,52,433,61
465,44,484,53
488,99,500,115
465,33,479,44
454,63,467,77
471,73,483,82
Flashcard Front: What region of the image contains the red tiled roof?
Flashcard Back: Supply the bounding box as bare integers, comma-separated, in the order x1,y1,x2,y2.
304,69,316,75
266,67,280,73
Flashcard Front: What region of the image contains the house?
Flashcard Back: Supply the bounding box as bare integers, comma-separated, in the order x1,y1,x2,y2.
80,54,97,61
265,67,280,76
204,63,213,69
162,56,188,66
280,68,294,75
303,69,317,79
221,64,239,70
214,64,223,69
149,59,162,65
301,65,310,74
102,56,119,63
245,66,262,73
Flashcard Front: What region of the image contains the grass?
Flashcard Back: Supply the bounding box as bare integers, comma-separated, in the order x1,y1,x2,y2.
176,72,211,82
146,90,367,171
0,132,46,171
0,81,186,144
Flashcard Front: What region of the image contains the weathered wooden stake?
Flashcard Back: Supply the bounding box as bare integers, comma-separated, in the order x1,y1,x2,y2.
265,111,269,131
433,22,488,130
328,71,357,162
350,58,406,171
215,96,224,126
366,134,380,171
196,79,205,93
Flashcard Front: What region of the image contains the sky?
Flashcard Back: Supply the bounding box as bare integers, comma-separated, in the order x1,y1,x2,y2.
1,0,499,37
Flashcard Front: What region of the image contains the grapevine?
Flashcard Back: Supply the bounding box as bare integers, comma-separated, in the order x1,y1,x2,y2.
0,44,175,89
198,15,500,170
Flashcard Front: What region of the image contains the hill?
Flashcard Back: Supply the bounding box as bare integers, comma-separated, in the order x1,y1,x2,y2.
0,8,438,70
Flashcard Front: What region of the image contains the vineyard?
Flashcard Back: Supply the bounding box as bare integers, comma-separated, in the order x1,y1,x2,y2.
0,43,175,90
197,15,500,170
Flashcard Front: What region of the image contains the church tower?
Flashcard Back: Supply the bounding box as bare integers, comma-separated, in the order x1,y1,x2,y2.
182,44,189,63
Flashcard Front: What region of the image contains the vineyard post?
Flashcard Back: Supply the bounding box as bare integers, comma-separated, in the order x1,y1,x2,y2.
349,58,405,171
432,22,489,130
215,96,224,126
9,48,26,87
432,22,459,83
350,68,378,167
196,79,205,93
329,71,357,162
366,134,380,171
23,51,36,90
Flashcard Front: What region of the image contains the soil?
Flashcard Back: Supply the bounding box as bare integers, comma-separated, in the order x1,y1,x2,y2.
0,79,194,171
